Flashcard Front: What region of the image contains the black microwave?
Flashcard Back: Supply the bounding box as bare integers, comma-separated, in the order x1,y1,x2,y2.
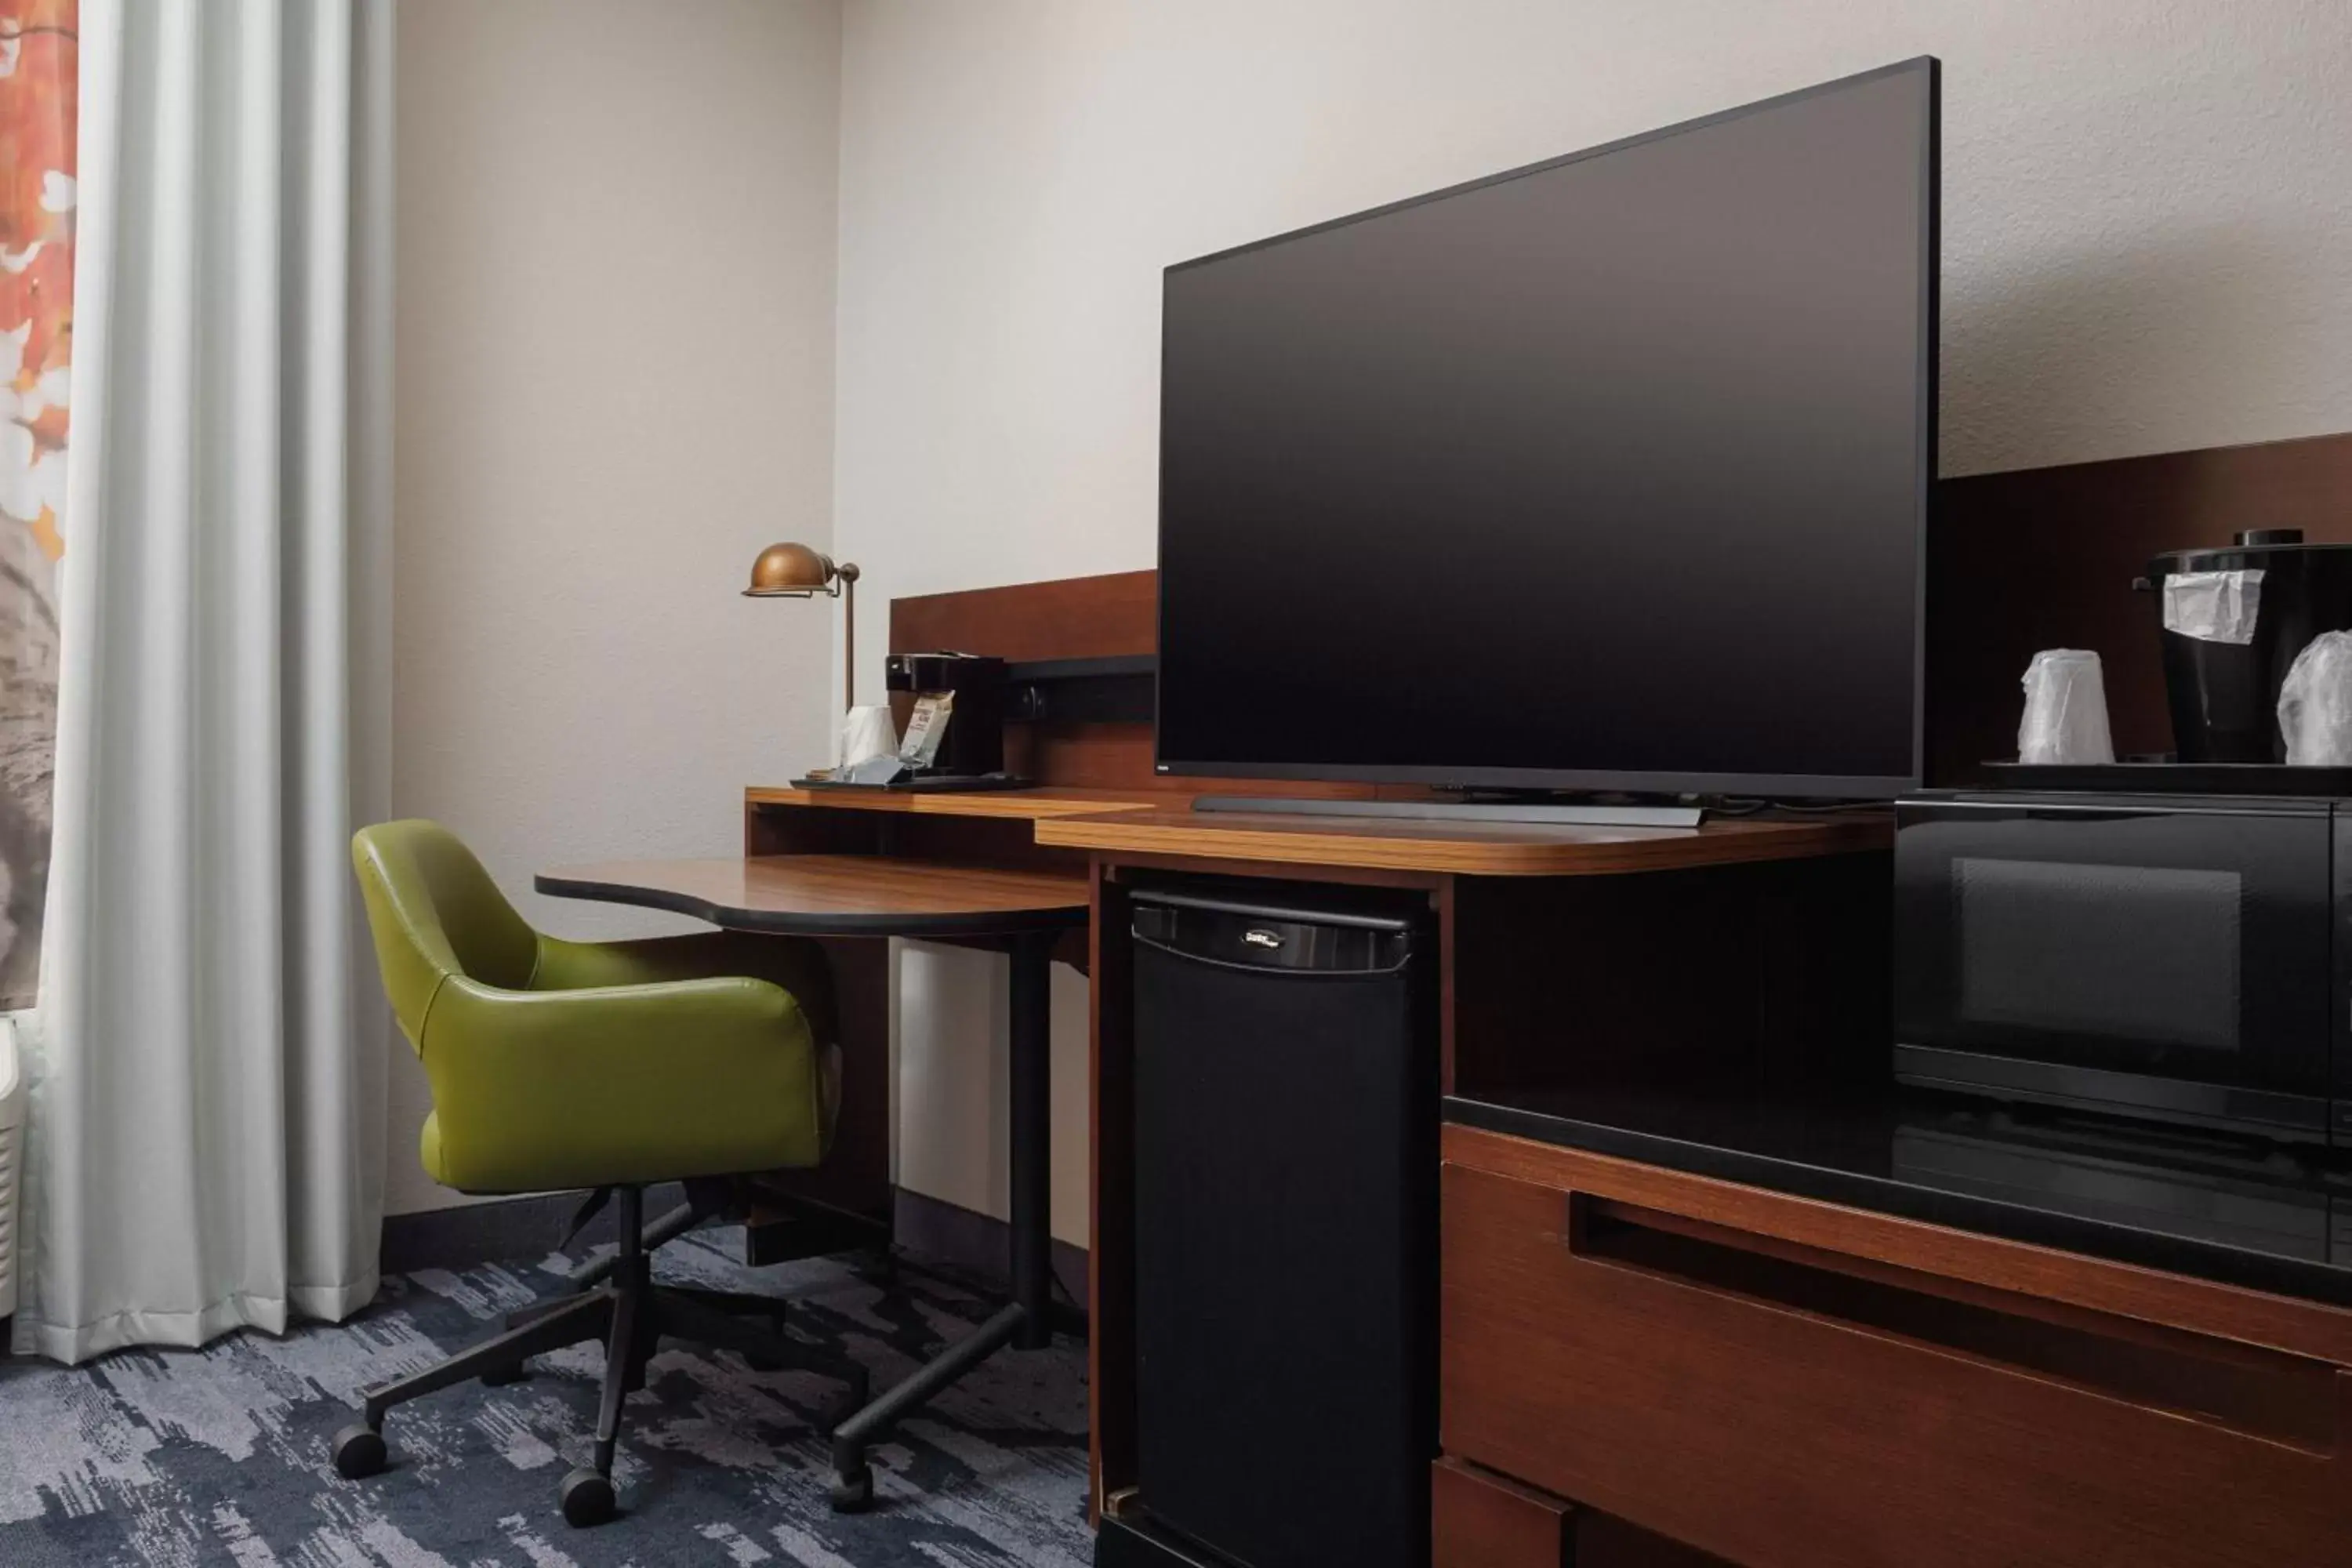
1893,792,2349,1147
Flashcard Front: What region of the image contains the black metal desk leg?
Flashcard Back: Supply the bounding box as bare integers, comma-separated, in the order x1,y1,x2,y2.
1008,929,1055,1351
828,926,1062,1512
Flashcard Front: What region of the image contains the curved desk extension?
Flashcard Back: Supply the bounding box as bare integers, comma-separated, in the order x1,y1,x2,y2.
535,855,1090,939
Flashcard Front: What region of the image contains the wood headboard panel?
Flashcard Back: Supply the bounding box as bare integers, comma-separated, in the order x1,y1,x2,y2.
887,428,2352,794
890,571,1156,662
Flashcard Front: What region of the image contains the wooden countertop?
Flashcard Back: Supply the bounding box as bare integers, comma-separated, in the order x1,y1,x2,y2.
746,784,1163,820
746,784,1893,877
1034,806,1893,877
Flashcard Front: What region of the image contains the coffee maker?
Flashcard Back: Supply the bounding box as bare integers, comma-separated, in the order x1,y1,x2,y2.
2140,528,2352,762
883,652,1018,786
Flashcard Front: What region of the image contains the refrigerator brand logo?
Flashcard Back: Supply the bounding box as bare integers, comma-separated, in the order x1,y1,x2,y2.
1243,928,1284,950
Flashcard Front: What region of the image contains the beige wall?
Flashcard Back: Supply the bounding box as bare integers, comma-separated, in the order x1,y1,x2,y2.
390,0,844,1215
836,1,2352,1245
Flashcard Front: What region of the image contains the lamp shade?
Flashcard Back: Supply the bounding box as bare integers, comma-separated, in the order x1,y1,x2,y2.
743,543,862,712
744,542,836,597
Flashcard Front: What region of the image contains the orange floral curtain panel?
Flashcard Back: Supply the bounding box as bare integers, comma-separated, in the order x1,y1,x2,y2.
0,0,71,1009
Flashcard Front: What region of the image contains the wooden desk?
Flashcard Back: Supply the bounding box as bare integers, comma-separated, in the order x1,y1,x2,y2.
536,852,1087,1515
708,536,2352,1560
1058,797,2352,1568
722,782,1898,1537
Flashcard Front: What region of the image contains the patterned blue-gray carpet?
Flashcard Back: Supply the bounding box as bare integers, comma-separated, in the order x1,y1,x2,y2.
0,1229,1093,1566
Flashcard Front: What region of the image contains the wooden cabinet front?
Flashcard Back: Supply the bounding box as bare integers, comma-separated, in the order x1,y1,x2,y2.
1431,1457,1571,1568
1441,1127,2352,1568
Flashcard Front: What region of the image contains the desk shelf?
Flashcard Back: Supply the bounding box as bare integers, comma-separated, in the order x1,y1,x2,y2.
746,784,1162,820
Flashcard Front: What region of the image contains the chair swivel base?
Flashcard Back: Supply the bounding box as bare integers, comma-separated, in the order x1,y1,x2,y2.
332,1196,869,1529
826,1300,1036,1512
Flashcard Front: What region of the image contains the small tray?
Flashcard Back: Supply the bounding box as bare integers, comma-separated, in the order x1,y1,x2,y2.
790,772,1034,794
1983,760,2352,797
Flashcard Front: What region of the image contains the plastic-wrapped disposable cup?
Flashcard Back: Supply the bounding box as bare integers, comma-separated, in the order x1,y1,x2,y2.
840,704,899,768
2279,631,2352,766
2017,649,2116,766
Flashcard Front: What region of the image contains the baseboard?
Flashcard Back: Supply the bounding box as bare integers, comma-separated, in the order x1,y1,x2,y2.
379,1183,685,1276
893,1186,1088,1309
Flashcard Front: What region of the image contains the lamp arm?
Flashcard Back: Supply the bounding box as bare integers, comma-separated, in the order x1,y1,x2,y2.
837,562,860,713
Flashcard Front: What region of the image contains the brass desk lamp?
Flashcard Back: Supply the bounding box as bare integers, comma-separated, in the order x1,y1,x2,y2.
744,543,860,715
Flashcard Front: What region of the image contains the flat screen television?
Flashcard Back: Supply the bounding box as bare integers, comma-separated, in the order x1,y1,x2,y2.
1156,58,1937,799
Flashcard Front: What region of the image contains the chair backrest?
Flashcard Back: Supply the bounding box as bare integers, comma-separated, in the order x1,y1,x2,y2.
351,820,539,1053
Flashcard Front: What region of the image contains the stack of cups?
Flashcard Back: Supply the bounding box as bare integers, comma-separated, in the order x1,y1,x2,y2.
2017,649,2116,765
2279,631,2352,765
840,705,900,768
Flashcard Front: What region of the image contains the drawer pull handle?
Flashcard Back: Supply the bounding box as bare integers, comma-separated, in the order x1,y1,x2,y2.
1569,1194,2342,1452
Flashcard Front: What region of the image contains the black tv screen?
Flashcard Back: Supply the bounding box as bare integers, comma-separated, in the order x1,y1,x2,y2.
1156,59,1936,797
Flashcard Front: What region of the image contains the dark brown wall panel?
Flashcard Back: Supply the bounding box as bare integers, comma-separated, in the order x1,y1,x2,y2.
889,569,1157,661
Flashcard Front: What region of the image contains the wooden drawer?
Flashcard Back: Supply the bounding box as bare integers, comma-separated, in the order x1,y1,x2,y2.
1432,1456,1571,1568
1441,1130,2352,1568
1432,1457,1730,1568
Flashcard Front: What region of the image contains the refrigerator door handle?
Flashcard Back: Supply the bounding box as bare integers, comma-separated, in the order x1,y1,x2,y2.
1130,930,1414,978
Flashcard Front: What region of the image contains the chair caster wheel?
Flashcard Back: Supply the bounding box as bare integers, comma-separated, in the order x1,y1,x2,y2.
559,1467,617,1528
332,1424,387,1479
829,1463,874,1514
480,1363,528,1387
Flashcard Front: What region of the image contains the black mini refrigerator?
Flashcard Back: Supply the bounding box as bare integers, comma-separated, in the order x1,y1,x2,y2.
1126,882,1436,1568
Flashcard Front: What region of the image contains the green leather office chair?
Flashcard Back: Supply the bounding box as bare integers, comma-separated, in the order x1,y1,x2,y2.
334,820,868,1526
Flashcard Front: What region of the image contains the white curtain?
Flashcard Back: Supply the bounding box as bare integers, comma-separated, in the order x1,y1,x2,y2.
13,0,394,1365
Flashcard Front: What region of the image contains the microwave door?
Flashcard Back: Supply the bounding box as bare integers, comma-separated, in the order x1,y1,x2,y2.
1894,798,2335,1142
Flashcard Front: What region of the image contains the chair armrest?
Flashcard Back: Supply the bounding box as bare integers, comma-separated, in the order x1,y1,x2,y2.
532,931,839,1045
416,974,828,1194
